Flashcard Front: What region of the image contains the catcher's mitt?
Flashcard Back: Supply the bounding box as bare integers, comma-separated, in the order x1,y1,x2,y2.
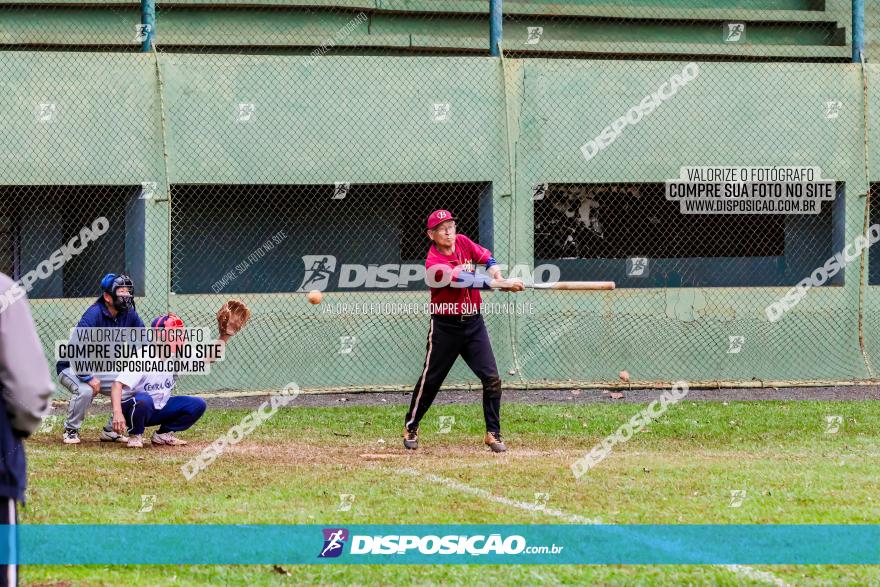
217,299,251,336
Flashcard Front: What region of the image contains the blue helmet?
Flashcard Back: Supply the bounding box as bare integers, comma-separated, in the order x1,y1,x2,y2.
100,273,135,312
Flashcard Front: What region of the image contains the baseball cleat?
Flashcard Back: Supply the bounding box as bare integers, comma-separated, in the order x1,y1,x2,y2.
403,427,419,450
126,434,144,448
152,432,187,446
484,431,507,453
62,428,81,444
99,428,128,443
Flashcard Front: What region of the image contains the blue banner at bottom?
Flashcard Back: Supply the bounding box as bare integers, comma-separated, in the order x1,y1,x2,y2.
5,525,879,564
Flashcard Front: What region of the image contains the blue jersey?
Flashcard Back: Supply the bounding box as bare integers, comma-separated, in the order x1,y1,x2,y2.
55,297,145,379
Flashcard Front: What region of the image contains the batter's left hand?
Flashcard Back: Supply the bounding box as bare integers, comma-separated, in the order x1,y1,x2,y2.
494,278,525,292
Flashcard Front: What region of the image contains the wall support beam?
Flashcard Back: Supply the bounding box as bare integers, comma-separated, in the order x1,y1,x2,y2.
490,0,502,56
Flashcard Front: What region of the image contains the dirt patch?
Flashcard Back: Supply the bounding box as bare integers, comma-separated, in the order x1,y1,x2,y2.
358,453,403,460
140,438,588,465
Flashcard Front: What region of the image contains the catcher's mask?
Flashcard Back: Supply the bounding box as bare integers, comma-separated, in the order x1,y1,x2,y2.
151,313,185,354
100,273,135,313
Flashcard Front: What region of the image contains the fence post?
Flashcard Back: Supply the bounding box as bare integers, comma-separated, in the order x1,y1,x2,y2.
490,0,502,56
852,0,864,62
141,0,156,52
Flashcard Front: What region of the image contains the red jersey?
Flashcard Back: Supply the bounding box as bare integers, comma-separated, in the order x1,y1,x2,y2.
425,234,493,315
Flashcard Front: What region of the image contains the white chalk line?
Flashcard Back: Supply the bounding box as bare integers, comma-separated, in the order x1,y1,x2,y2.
396,466,792,587
398,466,602,524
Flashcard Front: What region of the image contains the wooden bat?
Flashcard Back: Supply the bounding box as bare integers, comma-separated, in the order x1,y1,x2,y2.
526,281,615,291
488,279,615,291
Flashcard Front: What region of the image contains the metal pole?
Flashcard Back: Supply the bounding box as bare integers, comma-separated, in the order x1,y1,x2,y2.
852,0,864,62
490,0,502,56
141,0,156,52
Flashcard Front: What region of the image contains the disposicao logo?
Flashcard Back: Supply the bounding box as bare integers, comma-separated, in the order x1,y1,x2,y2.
318,530,562,558
349,534,527,556
319,528,349,558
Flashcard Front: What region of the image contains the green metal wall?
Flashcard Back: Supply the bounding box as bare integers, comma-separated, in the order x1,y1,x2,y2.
0,0,860,61
2,52,877,392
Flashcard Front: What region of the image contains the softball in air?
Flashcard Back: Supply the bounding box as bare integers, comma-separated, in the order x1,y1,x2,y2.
619,370,630,382
307,290,323,305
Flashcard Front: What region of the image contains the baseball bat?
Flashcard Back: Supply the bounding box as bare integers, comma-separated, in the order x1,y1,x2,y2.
526,281,615,291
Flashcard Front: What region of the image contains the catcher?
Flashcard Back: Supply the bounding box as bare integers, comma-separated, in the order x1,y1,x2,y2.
109,300,251,448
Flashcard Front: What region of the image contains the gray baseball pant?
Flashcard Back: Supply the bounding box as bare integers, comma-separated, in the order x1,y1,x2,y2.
57,368,116,432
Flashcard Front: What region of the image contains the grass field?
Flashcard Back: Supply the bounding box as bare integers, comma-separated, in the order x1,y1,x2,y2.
20,395,880,586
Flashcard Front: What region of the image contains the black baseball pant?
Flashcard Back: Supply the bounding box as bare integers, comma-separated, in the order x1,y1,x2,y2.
405,314,502,434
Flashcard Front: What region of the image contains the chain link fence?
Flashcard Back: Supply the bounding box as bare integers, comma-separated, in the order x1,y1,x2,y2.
1,1,877,394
